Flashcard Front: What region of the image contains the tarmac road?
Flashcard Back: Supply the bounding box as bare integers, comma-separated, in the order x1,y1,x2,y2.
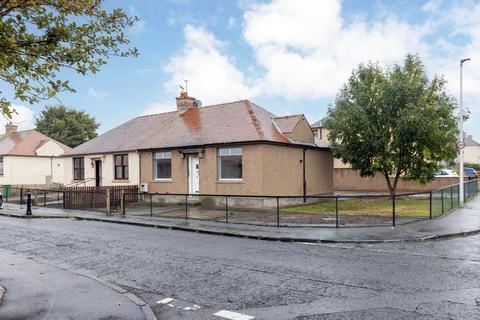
0,217,479,319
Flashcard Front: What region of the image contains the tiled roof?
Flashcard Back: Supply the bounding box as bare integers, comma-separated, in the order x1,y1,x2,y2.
66,100,328,156
311,117,328,128
465,135,480,147
0,130,71,156
273,115,303,134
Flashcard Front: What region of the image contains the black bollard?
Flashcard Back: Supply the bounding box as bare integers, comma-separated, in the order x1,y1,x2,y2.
26,192,32,216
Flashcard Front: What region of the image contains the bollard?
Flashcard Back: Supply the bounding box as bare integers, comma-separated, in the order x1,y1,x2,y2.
26,192,32,215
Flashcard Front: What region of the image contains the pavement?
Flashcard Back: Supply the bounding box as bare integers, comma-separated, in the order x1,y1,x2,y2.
1,195,480,243
0,250,156,320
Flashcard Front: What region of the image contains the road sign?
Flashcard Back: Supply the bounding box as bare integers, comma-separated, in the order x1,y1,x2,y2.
457,141,466,149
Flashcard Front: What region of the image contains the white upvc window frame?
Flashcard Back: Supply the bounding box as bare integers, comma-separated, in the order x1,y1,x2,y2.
153,151,172,181
217,147,243,181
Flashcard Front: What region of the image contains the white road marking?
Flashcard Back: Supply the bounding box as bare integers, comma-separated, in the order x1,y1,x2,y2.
214,310,255,320
157,297,174,304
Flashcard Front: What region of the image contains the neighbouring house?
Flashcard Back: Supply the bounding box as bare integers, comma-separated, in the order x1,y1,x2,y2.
310,118,460,193
463,134,480,164
311,119,350,169
64,92,333,196
0,123,71,186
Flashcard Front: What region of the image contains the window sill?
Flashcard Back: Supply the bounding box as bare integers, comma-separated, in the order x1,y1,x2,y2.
217,179,244,184
112,180,130,183
153,179,173,183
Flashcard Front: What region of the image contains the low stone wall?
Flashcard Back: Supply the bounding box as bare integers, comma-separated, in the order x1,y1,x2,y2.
334,168,459,193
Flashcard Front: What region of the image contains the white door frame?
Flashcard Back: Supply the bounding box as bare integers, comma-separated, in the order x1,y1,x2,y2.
188,155,200,194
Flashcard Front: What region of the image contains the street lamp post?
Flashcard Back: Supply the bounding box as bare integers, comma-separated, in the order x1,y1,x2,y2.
459,58,471,206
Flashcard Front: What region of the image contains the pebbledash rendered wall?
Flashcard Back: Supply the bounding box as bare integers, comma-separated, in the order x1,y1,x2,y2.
140,143,333,197
334,168,460,193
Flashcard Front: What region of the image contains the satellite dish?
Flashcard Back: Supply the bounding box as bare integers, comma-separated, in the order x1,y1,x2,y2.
194,99,202,107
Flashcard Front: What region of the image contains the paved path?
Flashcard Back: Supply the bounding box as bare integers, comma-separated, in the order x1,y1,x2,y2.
0,250,149,320
1,195,480,242
1,217,480,319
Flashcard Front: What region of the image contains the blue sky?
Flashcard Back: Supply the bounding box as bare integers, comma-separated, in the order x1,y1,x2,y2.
4,0,480,139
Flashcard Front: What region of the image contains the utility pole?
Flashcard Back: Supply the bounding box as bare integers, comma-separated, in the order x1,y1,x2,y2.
459,58,471,206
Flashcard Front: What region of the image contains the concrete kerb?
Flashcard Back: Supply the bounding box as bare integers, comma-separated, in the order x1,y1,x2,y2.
1,210,479,244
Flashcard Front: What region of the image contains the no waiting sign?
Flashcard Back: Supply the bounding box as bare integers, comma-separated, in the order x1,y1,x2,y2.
457,141,466,149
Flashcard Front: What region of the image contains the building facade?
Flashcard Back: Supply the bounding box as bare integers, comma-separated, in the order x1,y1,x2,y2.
0,123,70,186
64,93,333,196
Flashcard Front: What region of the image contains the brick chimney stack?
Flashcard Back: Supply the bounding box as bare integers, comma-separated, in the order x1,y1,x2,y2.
5,122,17,135
176,92,197,112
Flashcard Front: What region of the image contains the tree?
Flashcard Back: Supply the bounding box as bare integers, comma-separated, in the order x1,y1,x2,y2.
0,1,138,117
324,54,458,196
35,105,99,147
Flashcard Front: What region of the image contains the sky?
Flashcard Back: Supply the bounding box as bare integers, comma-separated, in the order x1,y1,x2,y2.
3,0,480,139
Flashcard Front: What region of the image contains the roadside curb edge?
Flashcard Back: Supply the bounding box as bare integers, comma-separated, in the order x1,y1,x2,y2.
1,211,479,244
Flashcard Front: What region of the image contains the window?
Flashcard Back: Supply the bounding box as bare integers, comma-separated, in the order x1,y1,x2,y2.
73,157,84,180
154,152,172,180
218,147,242,180
114,154,129,180
0,157,4,176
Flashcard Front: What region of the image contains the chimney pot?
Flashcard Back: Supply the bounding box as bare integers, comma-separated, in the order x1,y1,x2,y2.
5,122,17,135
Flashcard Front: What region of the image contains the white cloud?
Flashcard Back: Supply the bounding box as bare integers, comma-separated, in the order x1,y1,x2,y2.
88,88,110,100
243,0,428,99
142,101,176,115
227,16,237,29
0,104,34,131
163,25,259,105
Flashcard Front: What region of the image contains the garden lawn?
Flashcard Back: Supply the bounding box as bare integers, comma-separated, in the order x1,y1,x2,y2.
283,197,430,217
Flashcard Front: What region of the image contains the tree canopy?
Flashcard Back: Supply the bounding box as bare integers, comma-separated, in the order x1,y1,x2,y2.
324,54,458,195
35,105,99,147
0,0,138,117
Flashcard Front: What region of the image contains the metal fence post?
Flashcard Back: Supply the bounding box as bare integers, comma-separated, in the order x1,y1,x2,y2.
335,196,339,228
26,192,32,215
450,186,453,210
43,190,47,207
392,195,396,226
441,189,444,214
185,194,188,220
20,188,23,205
225,196,229,223
429,191,433,219
276,196,280,227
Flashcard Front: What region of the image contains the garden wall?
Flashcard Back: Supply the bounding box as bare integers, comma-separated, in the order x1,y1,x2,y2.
334,168,460,193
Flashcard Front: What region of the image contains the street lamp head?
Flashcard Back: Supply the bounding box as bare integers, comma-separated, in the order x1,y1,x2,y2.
461,58,471,64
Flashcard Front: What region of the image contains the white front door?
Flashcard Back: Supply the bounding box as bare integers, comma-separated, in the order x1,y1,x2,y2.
188,155,200,194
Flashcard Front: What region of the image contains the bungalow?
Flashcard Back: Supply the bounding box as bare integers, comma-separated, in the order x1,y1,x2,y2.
0,123,71,186
64,92,333,196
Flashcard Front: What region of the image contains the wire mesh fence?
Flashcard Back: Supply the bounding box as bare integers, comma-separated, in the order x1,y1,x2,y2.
3,179,478,228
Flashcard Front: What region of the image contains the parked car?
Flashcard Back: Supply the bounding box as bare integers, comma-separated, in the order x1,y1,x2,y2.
452,168,480,179
435,169,459,177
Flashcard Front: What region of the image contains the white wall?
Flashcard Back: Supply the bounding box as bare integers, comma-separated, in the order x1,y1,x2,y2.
36,141,65,157
63,152,140,186
0,156,65,185
464,146,480,164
